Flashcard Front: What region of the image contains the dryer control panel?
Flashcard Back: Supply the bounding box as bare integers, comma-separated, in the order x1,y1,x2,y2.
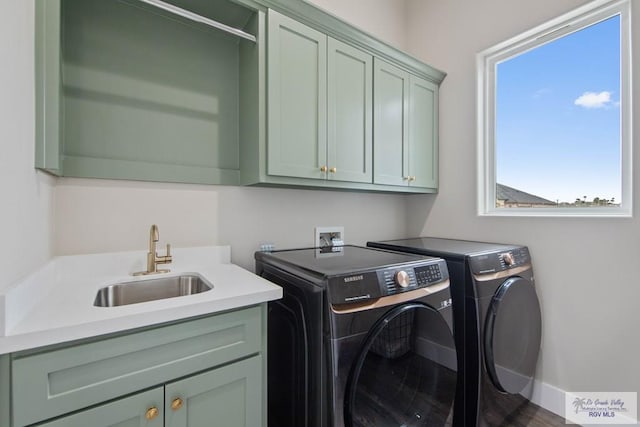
469,246,530,275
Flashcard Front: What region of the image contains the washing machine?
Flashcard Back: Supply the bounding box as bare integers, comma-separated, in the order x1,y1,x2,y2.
255,245,461,427
367,238,542,427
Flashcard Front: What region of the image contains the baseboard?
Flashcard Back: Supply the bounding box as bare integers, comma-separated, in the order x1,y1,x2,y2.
530,379,567,419
531,380,638,424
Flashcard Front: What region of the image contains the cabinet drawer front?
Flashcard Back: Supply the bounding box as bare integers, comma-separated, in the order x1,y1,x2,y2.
34,387,164,427
13,306,262,427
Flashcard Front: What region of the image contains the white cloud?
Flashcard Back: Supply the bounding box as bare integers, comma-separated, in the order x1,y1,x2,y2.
574,91,612,108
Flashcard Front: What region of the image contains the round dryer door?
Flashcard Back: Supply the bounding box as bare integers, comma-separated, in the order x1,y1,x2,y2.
484,276,542,394
344,303,457,427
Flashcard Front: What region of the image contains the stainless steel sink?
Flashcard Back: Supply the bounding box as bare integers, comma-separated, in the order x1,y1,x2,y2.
94,274,213,307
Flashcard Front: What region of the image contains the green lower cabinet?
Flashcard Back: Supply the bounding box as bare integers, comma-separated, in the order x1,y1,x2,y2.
34,355,261,427
9,306,266,427
165,356,262,427
38,355,263,427
34,388,164,427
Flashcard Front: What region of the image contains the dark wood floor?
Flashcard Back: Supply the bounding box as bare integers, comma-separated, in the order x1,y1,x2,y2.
507,401,570,427
352,351,571,426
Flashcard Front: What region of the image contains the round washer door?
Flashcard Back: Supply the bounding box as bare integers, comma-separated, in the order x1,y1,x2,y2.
344,303,457,427
484,276,542,394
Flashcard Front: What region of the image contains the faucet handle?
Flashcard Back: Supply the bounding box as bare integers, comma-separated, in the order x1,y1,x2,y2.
156,243,172,265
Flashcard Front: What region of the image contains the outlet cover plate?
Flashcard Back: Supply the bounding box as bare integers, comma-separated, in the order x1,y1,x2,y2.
315,226,344,247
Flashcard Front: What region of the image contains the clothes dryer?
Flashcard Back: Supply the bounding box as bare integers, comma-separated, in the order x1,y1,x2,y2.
256,245,460,427
368,238,542,427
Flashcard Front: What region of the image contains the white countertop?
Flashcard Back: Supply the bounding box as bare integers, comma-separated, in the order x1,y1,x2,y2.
0,246,282,354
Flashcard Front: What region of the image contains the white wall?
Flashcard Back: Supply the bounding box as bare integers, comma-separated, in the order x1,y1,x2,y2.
305,0,407,49
0,0,54,290
405,0,640,401
54,179,407,271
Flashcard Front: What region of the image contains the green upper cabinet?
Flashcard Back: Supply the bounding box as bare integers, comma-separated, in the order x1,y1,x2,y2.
373,59,439,190
35,0,262,185
327,38,373,184
35,0,444,192
267,9,327,180
35,0,62,174
408,75,439,189
265,9,373,184
373,58,409,187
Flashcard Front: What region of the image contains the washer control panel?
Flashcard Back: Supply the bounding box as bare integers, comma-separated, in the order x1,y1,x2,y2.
377,259,448,296
327,258,449,304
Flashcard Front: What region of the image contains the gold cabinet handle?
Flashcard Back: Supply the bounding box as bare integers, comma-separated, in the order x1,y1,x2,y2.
320,165,327,172
409,176,416,182
403,176,410,181
171,397,184,411
145,407,159,420
329,167,337,173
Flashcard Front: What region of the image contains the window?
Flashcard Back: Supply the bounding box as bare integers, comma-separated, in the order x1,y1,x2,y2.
477,0,631,216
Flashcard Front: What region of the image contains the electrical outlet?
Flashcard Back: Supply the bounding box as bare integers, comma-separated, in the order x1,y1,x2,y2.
315,226,344,248
259,242,275,252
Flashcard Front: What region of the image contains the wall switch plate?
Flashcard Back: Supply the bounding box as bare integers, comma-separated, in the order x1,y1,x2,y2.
315,226,344,248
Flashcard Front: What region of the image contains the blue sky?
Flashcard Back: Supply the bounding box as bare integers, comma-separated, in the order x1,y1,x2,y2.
496,15,621,204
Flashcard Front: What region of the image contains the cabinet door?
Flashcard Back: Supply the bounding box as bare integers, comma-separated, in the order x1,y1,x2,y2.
34,388,163,427
35,0,62,174
267,9,327,179
327,38,372,183
165,355,262,427
373,58,409,186
408,75,438,189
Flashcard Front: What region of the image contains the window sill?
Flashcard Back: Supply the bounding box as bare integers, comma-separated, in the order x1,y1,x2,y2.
479,207,632,218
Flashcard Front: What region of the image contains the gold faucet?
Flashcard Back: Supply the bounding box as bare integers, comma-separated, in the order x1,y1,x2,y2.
133,224,172,276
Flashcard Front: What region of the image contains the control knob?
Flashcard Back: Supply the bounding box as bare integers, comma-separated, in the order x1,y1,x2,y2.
501,252,515,266
395,270,410,288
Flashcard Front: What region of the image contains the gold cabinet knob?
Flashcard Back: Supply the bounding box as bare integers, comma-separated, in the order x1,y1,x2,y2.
145,407,159,420
320,165,327,172
403,176,410,181
171,397,184,411
409,176,416,182
329,167,337,173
